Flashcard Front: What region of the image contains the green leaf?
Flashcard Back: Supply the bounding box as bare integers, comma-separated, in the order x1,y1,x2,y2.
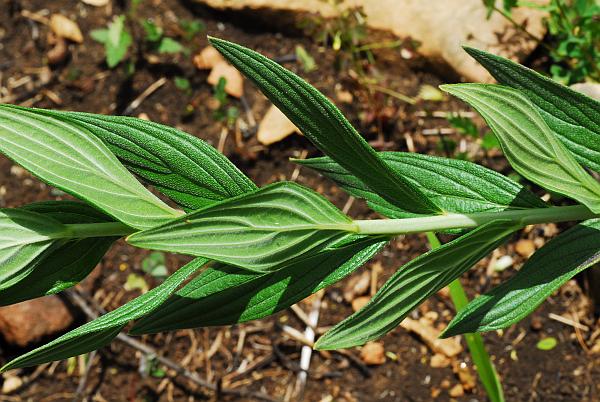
314,220,519,350
427,234,505,402
441,84,600,214
106,16,132,68
0,209,67,291
442,219,600,336
295,152,546,219
0,257,208,371
0,104,181,229
131,235,386,334
464,47,600,172
90,28,109,44
142,20,163,42
157,37,184,54
295,45,316,72
128,182,357,272
141,251,168,279
0,201,116,306
536,337,558,351
208,37,440,215
25,107,257,211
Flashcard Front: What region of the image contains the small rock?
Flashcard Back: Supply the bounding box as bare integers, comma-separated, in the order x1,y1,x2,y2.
2,375,23,394
530,315,543,331
351,296,371,312
343,271,371,303
193,46,226,70
360,342,386,365
207,62,244,98
336,89,353,103
494,255,514,271
515,239,536,257
440,379,451,389
449,384,464,398
81,0,110,6
49,14,83,43
430,353,451,368
454,362,476,391
257,104,299,145
571,83,600,100
543,223,559,237
0,296,74,347
47,36,68,65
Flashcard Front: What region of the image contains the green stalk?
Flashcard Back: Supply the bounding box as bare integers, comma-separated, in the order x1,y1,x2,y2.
355,204,596,235
63,222,135,238
426,232,505,402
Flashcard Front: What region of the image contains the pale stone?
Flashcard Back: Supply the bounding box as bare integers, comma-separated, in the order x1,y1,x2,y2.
194,0,546,82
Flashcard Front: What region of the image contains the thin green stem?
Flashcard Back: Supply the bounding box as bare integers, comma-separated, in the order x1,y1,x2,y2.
355,205,596,235
426,232,505,402
63,222,135,238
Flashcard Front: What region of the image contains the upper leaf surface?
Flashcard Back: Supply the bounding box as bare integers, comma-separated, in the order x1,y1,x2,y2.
127,182,357,272
442,84,600,213
30,108,257,211
296,152,546,218
208,37,441,215
464,47,600,172
0,104,181,229
131,235,386,334
443,219,600,336
0,201,116,305
315,220,519,350
1,257,208,371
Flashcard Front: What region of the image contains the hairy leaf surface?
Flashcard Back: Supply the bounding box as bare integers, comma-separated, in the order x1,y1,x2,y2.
131,235,386,334
465,47,600,172
315,221,519,350
27,108,257,211
442,84,600,213
296,152,546,218
1,257,208,371
443,219,600,336
0,201,116,306
208,37,440,215
128,182,357,272
0,104,181,229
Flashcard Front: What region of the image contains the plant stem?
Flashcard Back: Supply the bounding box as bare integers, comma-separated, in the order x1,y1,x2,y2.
426,232,505,402
355,205,596,235
64,222,135,238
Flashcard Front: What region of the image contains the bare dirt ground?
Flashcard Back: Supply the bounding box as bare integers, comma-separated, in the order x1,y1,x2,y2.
1,1,599,401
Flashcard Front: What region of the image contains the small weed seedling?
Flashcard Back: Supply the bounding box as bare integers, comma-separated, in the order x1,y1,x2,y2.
1,39,600,402
90,15,132,68
211,76,239,127
485,0,600,84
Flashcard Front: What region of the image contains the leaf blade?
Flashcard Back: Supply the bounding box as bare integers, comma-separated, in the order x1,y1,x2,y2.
441,84,600,213
131,235,386,334
464,47,600,172
0,257,208,371
0,201,116,305
127,182,357,272
315,220,520,350
296,152,546,218
443,219,600,336
208,37,440,215
0,104,181,229
24,107,258,211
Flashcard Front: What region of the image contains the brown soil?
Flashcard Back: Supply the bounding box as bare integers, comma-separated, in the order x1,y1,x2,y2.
1,1,599,401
